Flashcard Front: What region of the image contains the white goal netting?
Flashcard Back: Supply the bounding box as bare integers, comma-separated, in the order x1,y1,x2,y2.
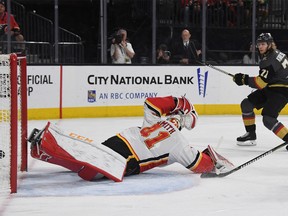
0,54,27,193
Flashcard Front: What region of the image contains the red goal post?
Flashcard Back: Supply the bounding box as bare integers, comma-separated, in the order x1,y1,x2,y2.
0,53,27,193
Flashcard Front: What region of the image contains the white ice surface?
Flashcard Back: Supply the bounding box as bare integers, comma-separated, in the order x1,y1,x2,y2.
1,115,288,216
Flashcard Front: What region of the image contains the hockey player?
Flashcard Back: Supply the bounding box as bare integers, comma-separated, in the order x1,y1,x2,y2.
233,33,288,146
28,96,233,182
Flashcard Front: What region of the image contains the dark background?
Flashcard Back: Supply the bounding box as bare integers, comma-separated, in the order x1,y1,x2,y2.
11,0,288,64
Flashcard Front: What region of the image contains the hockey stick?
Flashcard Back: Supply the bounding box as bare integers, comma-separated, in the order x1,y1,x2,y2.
201,142,287,178
187,44,233,78
196,60,234,78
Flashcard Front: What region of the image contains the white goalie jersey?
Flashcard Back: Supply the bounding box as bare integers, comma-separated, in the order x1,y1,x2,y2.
117,99,200,173
118,121,200,172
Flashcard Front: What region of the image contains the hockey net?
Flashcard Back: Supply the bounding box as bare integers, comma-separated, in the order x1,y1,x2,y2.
0,53,27,193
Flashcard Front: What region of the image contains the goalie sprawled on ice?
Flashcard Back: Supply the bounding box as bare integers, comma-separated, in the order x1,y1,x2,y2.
28,96,234,182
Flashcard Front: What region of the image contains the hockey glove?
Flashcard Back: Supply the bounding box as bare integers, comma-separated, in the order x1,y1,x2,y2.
233,73,249,86
182,110,198,130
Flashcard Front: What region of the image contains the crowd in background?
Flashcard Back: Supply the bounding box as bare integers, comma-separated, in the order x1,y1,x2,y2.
152,0,273,65
1,0,287,64
110,0,286,65
158,0,270,27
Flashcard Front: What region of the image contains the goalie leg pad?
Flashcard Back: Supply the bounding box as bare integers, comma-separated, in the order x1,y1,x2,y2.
29,122,127,182
34,144,104,181
31,138,86,176
78,164,102,181
32,128,96,177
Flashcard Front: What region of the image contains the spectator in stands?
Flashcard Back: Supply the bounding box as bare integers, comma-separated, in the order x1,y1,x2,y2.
181,0,192,25
0,1,24,52
238,0,252,26
173,0,194,25
242,42,260,64
173,0,182,24
225,0,239,27
190,0,202,25
207,0,225,26
159,0,174,24
110,29,135,64
156,44,171,64
257,0,269,27
172,29,201,64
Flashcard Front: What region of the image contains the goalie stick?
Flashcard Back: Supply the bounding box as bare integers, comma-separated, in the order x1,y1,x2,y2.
201,142,287,178
196,60,235,78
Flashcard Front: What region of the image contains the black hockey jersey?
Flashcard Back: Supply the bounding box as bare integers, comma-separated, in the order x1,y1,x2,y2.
248,49,288,90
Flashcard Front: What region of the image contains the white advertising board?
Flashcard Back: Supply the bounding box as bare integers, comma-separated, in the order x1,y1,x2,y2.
26,65,259,119
61,65,258,107
27,66,60,108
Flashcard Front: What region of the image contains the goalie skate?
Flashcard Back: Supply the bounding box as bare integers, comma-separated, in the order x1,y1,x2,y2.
28,127,45,148
206,145,234,174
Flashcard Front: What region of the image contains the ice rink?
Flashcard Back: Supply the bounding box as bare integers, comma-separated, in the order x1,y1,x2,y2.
1,115,288,216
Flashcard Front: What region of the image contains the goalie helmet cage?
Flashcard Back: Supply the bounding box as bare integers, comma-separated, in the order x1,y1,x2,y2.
0,53,27,194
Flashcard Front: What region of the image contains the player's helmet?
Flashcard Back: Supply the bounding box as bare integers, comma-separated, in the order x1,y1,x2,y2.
167,115,183,130
256,33,274,44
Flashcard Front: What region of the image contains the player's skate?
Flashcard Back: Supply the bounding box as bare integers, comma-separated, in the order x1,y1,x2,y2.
205,145,234,174
28,127,50,160
236,131,257,146
28,128,42,146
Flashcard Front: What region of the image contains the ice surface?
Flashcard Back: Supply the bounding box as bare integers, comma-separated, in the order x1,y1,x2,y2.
1,116,288,216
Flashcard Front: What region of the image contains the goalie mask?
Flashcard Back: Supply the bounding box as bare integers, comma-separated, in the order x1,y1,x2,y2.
167,111,198,131
167,115,183,130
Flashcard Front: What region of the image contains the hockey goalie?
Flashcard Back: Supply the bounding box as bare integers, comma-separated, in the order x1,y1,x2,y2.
28,95,234,182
